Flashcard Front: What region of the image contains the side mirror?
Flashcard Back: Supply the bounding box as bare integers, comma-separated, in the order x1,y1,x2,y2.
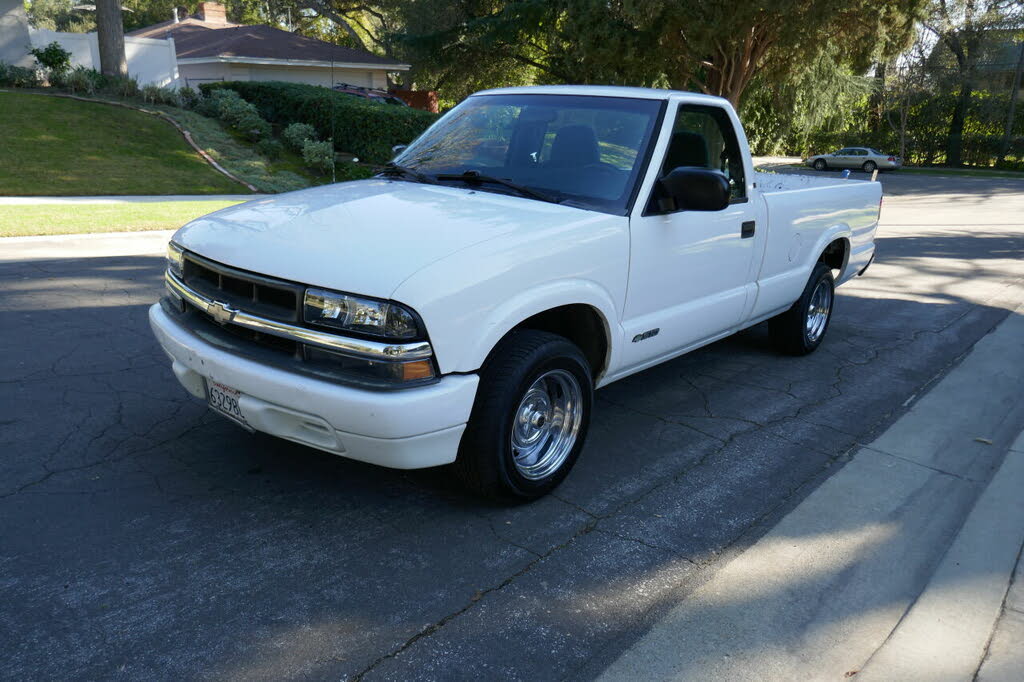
392,144,408,156
657,167,730,212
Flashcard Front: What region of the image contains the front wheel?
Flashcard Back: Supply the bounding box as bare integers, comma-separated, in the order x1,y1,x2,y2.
769,262,835,355
813,159,827,171
453,330,593,500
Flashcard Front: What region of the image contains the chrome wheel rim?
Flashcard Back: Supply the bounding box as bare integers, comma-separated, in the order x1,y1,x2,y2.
511,369,583,481
806,280,833,343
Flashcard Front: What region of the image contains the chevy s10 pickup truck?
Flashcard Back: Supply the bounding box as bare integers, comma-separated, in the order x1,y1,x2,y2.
150,85,880,499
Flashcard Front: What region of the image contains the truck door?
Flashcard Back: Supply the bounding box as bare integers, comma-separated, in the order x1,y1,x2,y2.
620,102,766,372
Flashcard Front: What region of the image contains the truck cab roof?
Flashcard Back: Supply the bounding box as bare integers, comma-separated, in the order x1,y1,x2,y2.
473,85,731,106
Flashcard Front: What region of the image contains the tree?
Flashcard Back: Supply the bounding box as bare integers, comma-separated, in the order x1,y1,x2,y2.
95,0,127,77
26,0,96,32
923,0,1022,165
405,0,923,108
996,39,1023,163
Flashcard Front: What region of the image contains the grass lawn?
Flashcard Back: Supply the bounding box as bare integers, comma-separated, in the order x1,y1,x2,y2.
0,201,243,237
0,91,249,195
153,105,318,193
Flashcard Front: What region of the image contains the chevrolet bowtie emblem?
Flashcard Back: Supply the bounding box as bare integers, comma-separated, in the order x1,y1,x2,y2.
208,300,236,324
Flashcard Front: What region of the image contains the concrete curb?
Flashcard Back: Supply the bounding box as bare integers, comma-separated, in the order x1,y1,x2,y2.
0,230,175,260
856,431,1024,681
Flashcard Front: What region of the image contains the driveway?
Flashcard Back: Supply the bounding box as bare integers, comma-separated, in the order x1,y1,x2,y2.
2,173,1023,680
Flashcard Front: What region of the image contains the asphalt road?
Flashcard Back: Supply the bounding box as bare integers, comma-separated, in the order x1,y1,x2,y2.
2,172,1023,681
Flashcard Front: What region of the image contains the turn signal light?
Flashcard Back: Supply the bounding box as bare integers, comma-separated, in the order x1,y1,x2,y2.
400,360,435,381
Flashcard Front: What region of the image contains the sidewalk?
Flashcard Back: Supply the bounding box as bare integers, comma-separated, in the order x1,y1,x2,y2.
598,306,1024,681
0,229,174,261
0,194,261,205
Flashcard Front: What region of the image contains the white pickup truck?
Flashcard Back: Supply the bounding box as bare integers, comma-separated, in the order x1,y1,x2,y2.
150,85,880,499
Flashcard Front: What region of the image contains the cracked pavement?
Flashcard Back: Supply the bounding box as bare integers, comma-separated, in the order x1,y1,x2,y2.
2,173,1023,680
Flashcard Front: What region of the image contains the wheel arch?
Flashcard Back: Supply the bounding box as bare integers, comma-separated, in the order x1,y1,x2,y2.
454,281,620,382
808,228,852,282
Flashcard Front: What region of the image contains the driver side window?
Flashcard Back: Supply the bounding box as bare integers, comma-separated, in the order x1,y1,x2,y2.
658,104,746,206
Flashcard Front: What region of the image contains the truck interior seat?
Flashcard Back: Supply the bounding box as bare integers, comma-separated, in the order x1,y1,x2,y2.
663,131,708,173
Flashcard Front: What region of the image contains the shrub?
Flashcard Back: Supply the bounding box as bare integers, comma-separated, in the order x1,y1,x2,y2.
213,92,271,140
193,88,271,140
200,81,439,164
235,111,271,141
141,83,178,105
177,86,200,109
0,62,42,88
255,138,284,160
283,121,317,150
29,41,72,79
63,65,101,94
194,88,239,118
335,161,377,182
104,74,140,99
302,139,335,173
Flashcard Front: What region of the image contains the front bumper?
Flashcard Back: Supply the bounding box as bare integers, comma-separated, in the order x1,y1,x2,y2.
149,303,479,469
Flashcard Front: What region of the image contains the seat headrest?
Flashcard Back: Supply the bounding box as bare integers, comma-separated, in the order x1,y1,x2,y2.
549,125,600,167
663,131,708,172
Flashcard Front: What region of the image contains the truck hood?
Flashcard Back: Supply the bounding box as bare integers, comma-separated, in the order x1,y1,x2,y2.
173,179,592,300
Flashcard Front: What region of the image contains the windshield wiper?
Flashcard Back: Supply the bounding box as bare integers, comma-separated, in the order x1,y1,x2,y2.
435,170,561,204
380,162,437,185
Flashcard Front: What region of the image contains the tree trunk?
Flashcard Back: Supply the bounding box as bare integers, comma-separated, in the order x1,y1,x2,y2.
946,80,972,167
997,42,1024,165
95,0,127,78
870,62,887,133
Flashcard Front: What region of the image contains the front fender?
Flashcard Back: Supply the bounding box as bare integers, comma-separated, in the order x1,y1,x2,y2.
456,279,622,380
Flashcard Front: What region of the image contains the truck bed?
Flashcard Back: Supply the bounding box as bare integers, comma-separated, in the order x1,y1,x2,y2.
755,170,871,194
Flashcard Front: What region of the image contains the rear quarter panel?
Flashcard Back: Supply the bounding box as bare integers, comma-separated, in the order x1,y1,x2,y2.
751,175,880,319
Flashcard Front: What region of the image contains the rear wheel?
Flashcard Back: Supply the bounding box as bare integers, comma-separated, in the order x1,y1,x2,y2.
769,262,835,355
862,160,877,172
453,330,593,500
813,159,827,171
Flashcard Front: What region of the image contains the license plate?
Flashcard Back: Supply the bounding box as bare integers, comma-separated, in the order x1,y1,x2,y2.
207,380,251,430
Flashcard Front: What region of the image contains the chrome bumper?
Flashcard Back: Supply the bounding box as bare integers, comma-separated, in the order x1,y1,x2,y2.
165,271,432,361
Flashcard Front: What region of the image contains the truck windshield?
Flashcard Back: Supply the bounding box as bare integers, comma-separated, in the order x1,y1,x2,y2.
392,94,664,215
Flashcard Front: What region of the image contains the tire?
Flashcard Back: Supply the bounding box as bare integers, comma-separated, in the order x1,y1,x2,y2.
769,262,835,356
813,159,827,171
862,161,877,173
453,330,593,500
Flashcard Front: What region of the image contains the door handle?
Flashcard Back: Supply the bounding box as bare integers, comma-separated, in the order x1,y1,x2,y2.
741,221,755,239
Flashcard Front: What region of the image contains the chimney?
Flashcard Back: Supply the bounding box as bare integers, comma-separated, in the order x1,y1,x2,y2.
197,2,227,24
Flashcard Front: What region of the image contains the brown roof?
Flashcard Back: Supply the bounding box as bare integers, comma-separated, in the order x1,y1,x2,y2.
130,21,405,68
127,17,241,39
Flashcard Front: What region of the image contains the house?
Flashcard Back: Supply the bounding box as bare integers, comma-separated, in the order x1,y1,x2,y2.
129,3,410,90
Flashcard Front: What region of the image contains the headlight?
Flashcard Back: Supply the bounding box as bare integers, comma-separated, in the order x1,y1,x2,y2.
304,288,421,340
167,242,184,278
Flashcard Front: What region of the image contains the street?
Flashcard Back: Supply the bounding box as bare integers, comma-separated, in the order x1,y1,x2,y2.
2,171,1023,680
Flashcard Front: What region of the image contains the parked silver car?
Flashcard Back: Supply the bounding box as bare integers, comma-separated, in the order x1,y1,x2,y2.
805,147,902,172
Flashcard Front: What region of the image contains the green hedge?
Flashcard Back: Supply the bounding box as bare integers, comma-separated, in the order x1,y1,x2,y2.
200,81,439,164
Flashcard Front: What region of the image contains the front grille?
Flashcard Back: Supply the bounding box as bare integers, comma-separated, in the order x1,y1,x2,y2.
182,252,303,322
193,305,300,357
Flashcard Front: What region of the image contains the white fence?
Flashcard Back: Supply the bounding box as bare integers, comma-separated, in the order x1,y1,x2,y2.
29,29,180,87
